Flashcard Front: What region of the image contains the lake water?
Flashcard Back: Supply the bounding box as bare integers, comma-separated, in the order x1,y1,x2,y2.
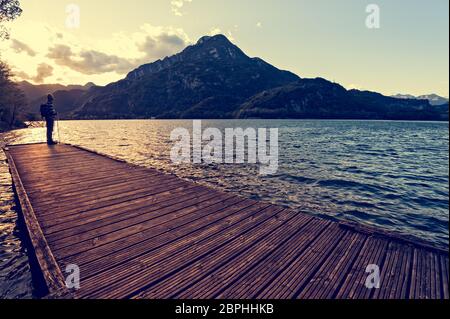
0,119,449,298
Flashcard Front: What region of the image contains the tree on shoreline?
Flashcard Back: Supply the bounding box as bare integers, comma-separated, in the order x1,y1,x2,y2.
0,0,25,131
0,61,27,131
0,0,22,40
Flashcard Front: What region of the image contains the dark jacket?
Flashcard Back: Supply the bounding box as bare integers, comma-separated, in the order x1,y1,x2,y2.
40,102,57,120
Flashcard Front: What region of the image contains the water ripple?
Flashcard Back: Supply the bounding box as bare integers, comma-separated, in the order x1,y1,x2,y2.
1,119,448,298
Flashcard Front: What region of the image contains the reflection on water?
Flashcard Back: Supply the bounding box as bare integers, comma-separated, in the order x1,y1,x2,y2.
1,119,449,298
0,135,34,298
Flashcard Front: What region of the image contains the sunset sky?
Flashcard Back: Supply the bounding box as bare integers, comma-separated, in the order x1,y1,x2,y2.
0,0,448,97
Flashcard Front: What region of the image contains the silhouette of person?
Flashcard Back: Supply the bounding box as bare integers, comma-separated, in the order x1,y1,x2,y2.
40,94,58,145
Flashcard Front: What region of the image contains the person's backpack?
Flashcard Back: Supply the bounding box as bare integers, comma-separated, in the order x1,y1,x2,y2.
40,103,56,118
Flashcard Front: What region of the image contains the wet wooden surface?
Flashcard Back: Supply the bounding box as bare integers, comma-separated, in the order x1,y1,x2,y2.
4,143,449,299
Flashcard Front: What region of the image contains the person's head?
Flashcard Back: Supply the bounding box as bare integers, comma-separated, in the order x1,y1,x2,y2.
47,94,54,103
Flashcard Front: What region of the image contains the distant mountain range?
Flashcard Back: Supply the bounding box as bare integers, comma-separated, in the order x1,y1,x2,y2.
237,80,448,120
17,81,96,103
391,93,449,106
17,35,449,121
17,81,97,118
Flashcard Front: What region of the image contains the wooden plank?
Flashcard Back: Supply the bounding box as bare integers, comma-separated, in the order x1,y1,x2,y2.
64,198,262,279
3,143,448,300
440,254,449,299
24,167,152,193
78,205,286,298
390,244,413,299
350,237,389,299
31,174,159,203
45,186,216,240
40,184,204,230
15,155,102,168
217,218,330,299
50,190,231,255
335,237,388,299
296,231,367,299
44,185,205,236
34,178,188,218
410,248,432,299
4,150,69,297
143,211,314,299
372,242,413,299
185,217,328,299
30,172,174,207
9,149,81,159
255,223,346,299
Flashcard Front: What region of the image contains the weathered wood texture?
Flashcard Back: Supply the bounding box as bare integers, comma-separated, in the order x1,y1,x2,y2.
4,143,449,299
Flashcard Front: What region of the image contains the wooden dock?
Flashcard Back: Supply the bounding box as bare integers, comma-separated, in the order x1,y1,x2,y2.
3,143,449,299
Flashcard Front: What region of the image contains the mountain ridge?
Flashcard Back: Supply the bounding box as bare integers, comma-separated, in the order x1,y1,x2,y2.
391,93,449,106
16,34,449,121
237,79,445,120
71,34,300,119
17,81,95,102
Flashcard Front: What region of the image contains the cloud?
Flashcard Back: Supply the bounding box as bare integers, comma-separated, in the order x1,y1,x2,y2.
171,0,193,16
346,83,366,91
35,63,54,83
208,27,235,41
226,31,235,41
13,70,32,81
1,21,191,85
10,39,37,56
208,28,222,36
137,32,187,61
47,44,134,75
46,25,189,76
15,63,54,83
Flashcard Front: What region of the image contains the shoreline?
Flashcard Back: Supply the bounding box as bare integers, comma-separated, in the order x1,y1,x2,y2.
0,143,34,298
26,118,450,123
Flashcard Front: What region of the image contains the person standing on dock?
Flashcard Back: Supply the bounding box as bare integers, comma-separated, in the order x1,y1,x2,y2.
40,94,58,145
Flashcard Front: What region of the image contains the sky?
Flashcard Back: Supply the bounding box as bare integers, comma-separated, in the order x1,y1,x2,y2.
0,0,448,97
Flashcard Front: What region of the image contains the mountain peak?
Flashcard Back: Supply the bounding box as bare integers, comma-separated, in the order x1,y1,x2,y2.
196,34,232,45
84,82,96,88
126,34,247,80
